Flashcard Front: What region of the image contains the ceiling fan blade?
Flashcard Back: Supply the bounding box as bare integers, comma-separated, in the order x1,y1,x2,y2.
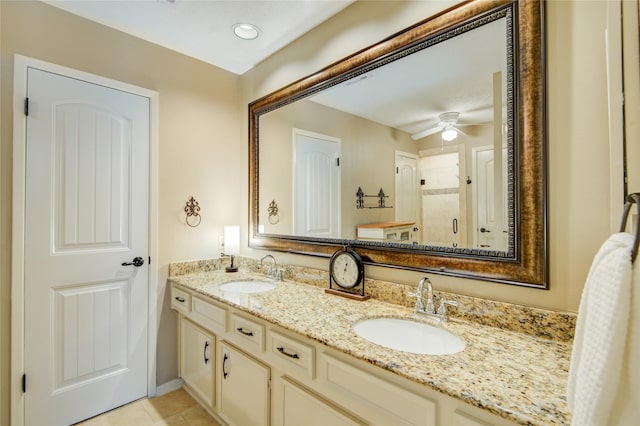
456,120,491,127
411,124,443,140
453,126,469,137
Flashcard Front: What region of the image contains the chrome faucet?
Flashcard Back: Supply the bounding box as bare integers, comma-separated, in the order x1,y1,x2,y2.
258,254,282,280
409,277,458,322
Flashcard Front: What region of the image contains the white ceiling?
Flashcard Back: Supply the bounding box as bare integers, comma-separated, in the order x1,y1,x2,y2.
43,0,508,138
44,0,354,75
309,17,507,137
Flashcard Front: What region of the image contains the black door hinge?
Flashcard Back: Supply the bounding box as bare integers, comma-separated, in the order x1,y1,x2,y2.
336,157,340,167
22,374,26,393
24,98,29,116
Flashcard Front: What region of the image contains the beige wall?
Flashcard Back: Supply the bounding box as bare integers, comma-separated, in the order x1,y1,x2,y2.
0,1,242,421
243,0,617,313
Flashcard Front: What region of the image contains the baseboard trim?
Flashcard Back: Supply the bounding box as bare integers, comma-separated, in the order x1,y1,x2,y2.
155,378,184,396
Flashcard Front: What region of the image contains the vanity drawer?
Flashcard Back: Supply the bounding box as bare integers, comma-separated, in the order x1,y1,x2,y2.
171,285,191,314
230,313,265,352
191,296,227,335
319,353,436,425
268,330,315,379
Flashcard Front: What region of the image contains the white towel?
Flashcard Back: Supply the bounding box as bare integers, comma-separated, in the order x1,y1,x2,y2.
567,232,634,426
608,255,640,426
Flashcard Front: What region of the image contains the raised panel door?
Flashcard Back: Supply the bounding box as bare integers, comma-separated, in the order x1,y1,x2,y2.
181,317,215,407
220,341,270,426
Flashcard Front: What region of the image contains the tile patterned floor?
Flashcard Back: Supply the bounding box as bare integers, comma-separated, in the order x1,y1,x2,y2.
76,388,220,426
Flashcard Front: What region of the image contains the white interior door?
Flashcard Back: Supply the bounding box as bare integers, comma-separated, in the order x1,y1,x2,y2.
293,129,341,237
474,146,507,250
24,67,150,425
395,151,419,240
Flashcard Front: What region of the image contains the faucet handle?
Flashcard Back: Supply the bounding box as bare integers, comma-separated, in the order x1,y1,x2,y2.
274,267,284,281
436,298,458,317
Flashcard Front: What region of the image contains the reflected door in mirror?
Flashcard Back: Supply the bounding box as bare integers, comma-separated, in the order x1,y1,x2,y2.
293,129,341,237
473,146,508,251
395,151,419,243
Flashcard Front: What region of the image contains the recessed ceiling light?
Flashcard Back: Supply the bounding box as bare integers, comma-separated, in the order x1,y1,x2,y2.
232,23,260,40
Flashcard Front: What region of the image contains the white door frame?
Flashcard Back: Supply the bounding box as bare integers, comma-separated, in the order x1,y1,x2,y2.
11,55,160,425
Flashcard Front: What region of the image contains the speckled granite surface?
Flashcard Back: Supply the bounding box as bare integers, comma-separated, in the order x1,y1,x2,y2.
168,266,572,426
169,257,576,341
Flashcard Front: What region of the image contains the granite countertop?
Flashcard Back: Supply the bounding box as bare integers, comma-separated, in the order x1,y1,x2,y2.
169,270,572,426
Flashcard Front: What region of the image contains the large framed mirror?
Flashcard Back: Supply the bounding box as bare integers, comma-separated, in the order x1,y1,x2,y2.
249,0,547,288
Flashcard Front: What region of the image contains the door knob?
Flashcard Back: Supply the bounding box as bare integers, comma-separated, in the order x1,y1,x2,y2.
122,257,145,267
480,227,491,233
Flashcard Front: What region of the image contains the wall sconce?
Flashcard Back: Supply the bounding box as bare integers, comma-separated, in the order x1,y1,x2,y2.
224,225,240,272
268,199,280,224
184,196,201,227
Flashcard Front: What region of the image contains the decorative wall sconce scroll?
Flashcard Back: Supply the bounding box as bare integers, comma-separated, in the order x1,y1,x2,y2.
184,196,201,227
356,187,392,209
268,199,280,224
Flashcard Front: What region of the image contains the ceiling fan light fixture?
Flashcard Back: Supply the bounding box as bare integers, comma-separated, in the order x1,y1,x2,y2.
233,23,260,40
442,128,458,141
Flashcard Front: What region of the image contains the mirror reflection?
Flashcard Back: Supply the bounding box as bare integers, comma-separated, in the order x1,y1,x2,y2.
258,13,511,251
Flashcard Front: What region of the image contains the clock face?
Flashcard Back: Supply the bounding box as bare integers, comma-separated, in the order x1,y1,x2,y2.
330,250,363,289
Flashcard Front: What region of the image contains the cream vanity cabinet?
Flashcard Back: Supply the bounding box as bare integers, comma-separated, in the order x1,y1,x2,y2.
219,341,270,425
274,376,363,425
173,288,271,425
266,330,363,425
180,317,215,407
171,283,517,426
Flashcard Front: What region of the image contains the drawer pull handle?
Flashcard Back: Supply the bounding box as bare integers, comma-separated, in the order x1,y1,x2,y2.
203,341,210,364
236,327,254,337
175,296,185,303
223,353,229,379
277,346,300,359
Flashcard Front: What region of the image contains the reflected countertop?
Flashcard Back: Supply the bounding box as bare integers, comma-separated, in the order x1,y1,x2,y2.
169,270,571,426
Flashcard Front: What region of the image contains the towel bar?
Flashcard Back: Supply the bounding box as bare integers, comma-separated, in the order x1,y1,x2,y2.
619,192,640,263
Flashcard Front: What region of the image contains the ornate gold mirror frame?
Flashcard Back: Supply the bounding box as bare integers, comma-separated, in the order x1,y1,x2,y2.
249,0,547,288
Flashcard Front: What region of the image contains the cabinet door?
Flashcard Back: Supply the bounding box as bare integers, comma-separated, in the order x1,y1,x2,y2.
320,353,436,425
220,341,270,426
180,317,215,407
280,377,362,426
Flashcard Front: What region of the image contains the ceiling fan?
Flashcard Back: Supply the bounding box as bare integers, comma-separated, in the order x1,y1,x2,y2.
410,111,469,141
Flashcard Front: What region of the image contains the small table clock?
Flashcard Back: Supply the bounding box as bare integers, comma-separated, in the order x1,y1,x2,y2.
326,247,370,301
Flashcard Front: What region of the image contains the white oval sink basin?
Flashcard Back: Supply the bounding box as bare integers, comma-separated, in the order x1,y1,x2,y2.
217,280,276,294
353,318,465,355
